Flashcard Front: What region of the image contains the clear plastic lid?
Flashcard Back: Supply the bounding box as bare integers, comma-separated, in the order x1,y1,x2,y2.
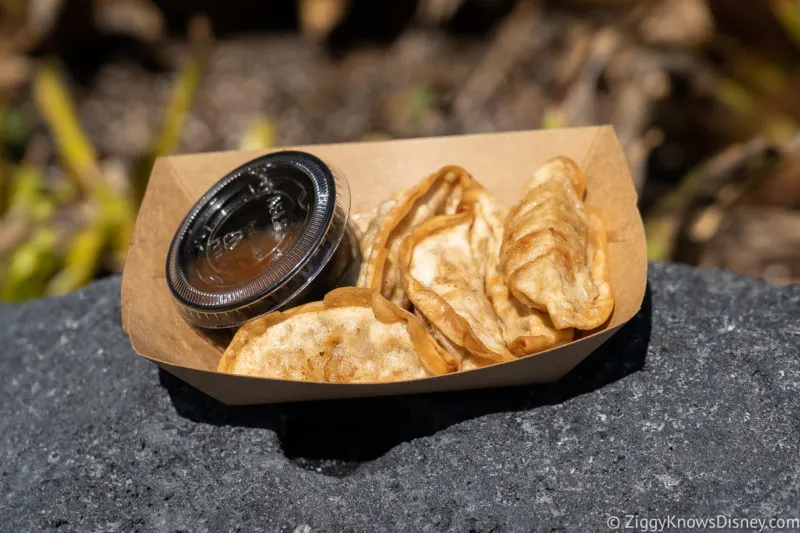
166,151,355,329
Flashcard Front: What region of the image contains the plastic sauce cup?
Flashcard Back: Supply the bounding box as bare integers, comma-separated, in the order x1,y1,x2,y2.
166,151,360,329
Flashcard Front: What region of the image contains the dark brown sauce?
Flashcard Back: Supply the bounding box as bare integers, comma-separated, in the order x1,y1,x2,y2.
187,230,300,291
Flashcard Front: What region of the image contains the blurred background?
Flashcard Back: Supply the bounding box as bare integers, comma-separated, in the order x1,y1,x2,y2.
0,0,799,302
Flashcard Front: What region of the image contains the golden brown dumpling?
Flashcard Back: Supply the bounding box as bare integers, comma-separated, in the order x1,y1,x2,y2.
356,166,479,308
500,157,614,330
356,196,397,261
218,287,458,383
463,187,574,356
399,210,515,365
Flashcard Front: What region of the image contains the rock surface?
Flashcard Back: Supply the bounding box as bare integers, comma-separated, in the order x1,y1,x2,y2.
1,263,798,532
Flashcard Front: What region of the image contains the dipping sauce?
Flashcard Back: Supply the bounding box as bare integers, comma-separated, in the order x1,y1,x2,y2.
187,229,301,292
166,151,359,329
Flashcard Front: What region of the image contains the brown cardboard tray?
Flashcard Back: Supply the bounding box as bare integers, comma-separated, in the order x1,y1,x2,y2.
121,126,647,405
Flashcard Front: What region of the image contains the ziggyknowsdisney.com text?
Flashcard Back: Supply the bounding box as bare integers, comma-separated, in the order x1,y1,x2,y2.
606,514,800,532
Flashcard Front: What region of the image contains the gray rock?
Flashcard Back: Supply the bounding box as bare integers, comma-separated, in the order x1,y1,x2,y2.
0,263,798,533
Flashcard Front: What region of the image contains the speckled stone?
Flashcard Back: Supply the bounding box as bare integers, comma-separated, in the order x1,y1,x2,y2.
1,263,798,532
